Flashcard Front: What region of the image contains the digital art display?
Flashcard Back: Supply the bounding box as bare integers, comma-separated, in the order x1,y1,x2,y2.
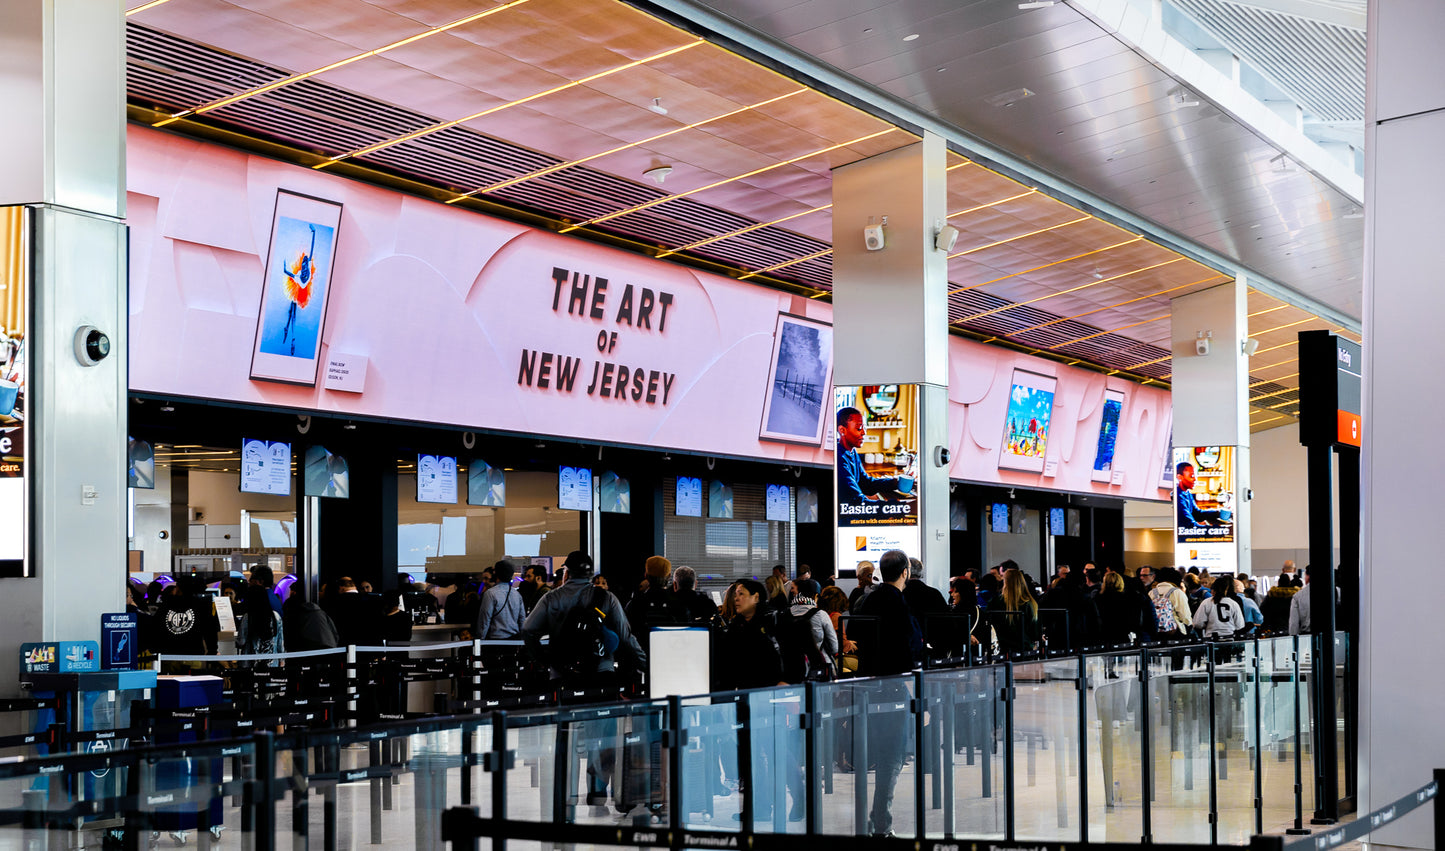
998,370,1057,473
249,191,342,386
467,459,506,507
759,313,834,445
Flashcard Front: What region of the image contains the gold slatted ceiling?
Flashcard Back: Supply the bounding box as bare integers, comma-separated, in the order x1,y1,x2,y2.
125,0,1351,407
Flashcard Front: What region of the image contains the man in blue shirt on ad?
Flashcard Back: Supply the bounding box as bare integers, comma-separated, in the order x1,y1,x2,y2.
1176,461,1231,528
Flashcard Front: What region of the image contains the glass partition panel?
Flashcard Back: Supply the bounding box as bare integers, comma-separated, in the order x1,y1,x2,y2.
1212,641,1258,844
1012,658,1082,842
919,665,1006,839
815,676,915,838
677,695,742,830
1297,636,1318,818
1084,651,1143,842
1334,631,1349,800
743,686,807,834
1259,636,1301,831
1145,645,1211,842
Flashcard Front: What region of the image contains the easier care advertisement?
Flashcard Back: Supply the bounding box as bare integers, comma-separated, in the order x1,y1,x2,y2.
1173,445,1237,574
834,385,920,571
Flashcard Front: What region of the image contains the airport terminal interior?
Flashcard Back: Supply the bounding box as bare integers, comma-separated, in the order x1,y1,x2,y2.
0,0,1439,849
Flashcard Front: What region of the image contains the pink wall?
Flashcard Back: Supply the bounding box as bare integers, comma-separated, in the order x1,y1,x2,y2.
127,126,1171,499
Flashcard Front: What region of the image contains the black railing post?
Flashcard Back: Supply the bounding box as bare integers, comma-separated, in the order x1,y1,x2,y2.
1078,654,1088,844
1004,662,1016,843
1253,640,1264,837
667,696,683,848
804,681,820,836
255,731,276,851
737,695,755,833
1207,642,1219,845
490,711,509,851
1434,768,1445,851
915,670,927,840
1140,648,1153,844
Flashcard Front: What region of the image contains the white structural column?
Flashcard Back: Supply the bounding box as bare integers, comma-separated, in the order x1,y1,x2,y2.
1169,280,1252,576
0,2,127,693
831,133,951,589
1361,3,1445,848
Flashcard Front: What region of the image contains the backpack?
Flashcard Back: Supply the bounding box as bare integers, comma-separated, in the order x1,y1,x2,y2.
550,587,617,680
778,608,831,683
1152,587,1181,635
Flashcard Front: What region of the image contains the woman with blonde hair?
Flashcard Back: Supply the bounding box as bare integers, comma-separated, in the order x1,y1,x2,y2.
985,568,1039,653
764,574,790,613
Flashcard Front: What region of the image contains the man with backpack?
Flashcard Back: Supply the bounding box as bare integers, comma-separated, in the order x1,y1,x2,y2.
521,551,647,814
782,579,837,682
521,551,645,690
1147,567,1193,640
624,556,680,654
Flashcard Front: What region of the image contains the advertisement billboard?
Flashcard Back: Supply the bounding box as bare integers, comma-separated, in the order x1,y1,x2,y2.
1173,446,1238,573
0,207,26,577
835,385,920,574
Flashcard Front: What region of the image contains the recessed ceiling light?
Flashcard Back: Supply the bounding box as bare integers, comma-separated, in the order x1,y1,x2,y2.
863,27,873,33
648,97,668,116
937,67,947,72
1018,1,1056,8
984,87,1035,108
903,33,919,41
643,165,673,185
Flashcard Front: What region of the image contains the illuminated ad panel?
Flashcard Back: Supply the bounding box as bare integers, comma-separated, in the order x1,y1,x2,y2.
1172,446,1238,574
0,207,27,577
834,385,921,576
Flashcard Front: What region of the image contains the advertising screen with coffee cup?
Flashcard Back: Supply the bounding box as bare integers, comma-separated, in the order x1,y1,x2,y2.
834,385,921,572
0,207,28,576
1173,445,1238,574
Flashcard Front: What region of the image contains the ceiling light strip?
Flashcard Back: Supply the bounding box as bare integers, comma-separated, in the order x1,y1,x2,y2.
1251,414,1290,427
954,257,1186,324
150,0,534,126
1042,314,1171,350
318,40,706,168
1251,317,1319,336
654,202,833,259
970,273,1229,340
447,88,810,202
739,248,833,280
947,237,1146,296
947,216,1091,259
558,128,900,233
945,190,1037,220
1247,304,1290,319
126,0,175,14
1250,386,1300,403
1250,372,1300,388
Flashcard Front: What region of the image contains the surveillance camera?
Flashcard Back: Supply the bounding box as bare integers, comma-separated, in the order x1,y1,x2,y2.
863,224,886,251
933,445,951,467
74,325,111,366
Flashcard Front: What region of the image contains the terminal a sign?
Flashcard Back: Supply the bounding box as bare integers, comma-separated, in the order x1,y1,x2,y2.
1299,330,1362,449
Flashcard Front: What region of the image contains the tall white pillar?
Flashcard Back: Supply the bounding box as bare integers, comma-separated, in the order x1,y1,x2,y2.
1360,3,1445,847
1170,280,1252,577
831,133,950,589
0,1,127,693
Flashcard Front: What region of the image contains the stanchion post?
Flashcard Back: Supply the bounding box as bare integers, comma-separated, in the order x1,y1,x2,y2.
1287,636,1310,835
346,646,357,729
490,711,509,851
667,695,684,844
1004,662,1015,843
1140,648,1153,844
1434,768,1445,851
914,670,926,840
254,731,276,851
1077,654,1088,844
1207,642,1219,845
471,640,482,715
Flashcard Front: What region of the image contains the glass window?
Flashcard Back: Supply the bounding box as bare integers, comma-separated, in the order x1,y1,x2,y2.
662,477,794,592
396,468,580,577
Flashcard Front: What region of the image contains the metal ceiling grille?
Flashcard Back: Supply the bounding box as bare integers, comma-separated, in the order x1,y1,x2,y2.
1174,0,1365,123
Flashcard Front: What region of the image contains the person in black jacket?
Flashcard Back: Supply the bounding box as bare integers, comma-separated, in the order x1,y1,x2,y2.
856,550,924,836
670,566,719,624
1095,572,1146,646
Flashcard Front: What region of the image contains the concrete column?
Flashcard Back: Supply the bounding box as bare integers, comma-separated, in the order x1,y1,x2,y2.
831,133,950,589
0,1,127,692
1169,280,1252,576
1361,3,1445,848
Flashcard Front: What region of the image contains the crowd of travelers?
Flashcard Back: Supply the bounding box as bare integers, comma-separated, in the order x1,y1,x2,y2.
123,551,1326,836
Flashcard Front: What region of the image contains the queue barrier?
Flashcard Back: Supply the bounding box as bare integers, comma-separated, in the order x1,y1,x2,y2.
0,634,1386,851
